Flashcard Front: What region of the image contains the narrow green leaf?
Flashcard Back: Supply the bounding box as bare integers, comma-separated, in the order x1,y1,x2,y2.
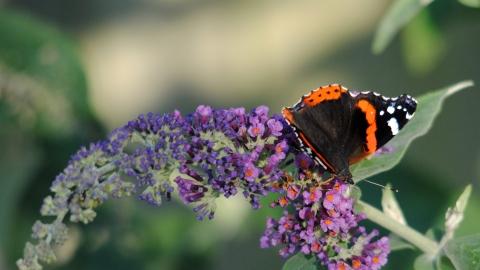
388,233,416,251
351,81,474,179
414,253,437,270
425,229,440,242
454,185,471,214
382,183,407,225
283,252,318,270
458,0,480,8
438,185,472,249
372,0,434,54
444,234,480,270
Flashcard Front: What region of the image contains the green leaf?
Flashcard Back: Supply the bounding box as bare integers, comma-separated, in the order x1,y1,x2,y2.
372,0,434,54
283,252,319,270
351,81,474,179
458,0,480,8
414,253,437,270
388,233,416,251
350,185,364,212
381,183,407,225
0,10,92,138
425,229,440,242
443,185,471,240
454,185,471,214
444,234,480,270
348,185,362,201
401,9,445,75
0,129,42,256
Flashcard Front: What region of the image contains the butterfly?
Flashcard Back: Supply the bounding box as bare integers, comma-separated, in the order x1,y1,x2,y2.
282,84,417,184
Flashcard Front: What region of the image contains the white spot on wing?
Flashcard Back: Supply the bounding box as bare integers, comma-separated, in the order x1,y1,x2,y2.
397,105,402,110
387,106,395,114
388,118,399,135
380,110,384,116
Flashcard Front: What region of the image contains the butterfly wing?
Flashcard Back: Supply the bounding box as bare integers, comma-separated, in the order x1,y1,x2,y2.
282,85,355,174
344,92,417,165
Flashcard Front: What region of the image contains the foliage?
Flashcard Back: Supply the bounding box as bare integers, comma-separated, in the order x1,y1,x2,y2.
1,1,479,269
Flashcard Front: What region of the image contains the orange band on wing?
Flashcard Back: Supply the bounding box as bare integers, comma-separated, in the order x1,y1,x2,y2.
349,100,377,164
282,107,294,123
302,85,348,107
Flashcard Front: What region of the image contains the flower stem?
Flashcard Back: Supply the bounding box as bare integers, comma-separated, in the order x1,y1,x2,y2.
96,162,117,176
357,200,437,254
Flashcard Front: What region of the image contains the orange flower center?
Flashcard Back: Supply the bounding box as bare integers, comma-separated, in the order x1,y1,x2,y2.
334,183,340,191
300,160,307,167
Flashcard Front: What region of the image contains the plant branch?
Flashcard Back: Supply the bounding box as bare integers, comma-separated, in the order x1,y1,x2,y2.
96,162,118,176
357,200,437,254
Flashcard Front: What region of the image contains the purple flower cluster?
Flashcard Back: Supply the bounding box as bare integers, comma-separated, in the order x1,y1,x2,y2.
40,105,291,224
19,129,137,269
261,160,390,269
120,111,190,205
42,128,135,223
172,105,291,219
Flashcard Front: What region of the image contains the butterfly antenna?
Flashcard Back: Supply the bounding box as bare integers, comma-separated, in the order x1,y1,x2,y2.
355,177,399,192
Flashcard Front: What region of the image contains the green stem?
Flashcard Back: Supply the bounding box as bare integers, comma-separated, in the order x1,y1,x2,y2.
96,162,117,176
357,200,437,254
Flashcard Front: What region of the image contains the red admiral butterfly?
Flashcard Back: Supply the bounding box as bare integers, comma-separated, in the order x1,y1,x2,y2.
282,84,417,184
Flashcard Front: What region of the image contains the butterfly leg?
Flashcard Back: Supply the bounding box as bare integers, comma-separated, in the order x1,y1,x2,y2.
320,175,337,186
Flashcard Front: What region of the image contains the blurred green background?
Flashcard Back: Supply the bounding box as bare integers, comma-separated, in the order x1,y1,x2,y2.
0,1,479,269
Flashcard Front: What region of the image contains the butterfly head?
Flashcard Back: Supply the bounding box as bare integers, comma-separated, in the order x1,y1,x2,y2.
337,169,354,185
